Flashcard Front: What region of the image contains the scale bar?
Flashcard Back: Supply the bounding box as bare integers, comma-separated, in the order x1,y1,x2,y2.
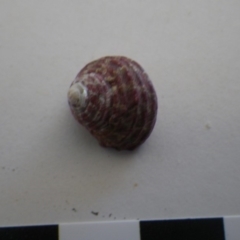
0,216,239,240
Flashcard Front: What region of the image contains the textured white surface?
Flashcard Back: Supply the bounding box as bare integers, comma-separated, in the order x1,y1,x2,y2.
0,0,240,226
59,221,139,240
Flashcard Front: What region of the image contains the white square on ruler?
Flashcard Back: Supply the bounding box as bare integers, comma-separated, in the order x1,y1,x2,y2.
59,220,140,240
224,216,240,240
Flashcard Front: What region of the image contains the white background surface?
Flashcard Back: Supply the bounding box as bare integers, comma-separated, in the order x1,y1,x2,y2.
0,0,240,226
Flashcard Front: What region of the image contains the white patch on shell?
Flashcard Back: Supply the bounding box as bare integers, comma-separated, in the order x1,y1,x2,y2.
68,82,88,109
89,72,98,78
112,86,118,92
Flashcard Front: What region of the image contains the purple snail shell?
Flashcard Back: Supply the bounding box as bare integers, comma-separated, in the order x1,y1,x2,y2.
68,56,158,150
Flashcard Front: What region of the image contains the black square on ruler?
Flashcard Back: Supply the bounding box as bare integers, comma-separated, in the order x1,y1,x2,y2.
0,225,58,240
140,218,225,240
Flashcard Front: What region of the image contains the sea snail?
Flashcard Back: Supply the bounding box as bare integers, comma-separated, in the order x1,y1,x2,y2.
68,56,158,150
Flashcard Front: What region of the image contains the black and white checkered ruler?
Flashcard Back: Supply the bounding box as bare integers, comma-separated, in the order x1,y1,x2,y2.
0,216,239,240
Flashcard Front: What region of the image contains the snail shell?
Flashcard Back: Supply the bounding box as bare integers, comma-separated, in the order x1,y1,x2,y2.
68,56,158,150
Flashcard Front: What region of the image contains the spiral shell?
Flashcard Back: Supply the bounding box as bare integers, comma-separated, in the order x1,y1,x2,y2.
68,56,158,150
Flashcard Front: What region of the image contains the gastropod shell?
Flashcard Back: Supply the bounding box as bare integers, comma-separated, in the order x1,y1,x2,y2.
68,56,158,150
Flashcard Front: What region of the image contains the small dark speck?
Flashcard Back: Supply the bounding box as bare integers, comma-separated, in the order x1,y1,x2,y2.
114,217,116,220
1,167,5,170
134,183,138,187
91,211,99,216
109,213,112,217
72,208,77,212
205,124,211,130
102,215,105,218
12,169,16,172
124,217,126,220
